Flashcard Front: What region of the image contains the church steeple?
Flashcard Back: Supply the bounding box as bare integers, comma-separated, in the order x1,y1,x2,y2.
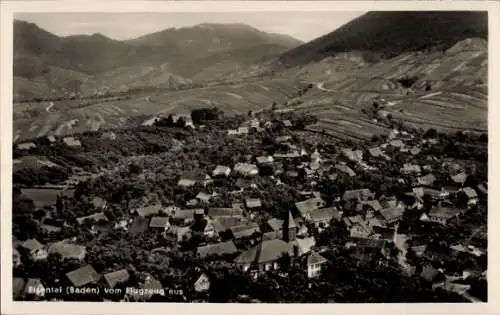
283,211,297,242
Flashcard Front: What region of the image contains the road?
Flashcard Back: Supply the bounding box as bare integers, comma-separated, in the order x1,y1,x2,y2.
45,102,54,113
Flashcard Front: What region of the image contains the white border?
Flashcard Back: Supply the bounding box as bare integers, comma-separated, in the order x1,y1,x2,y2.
1,1,500,315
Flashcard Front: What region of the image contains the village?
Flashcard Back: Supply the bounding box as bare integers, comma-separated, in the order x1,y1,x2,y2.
12,107,487,303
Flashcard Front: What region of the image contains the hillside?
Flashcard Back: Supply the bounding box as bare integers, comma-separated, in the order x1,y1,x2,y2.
277,11,487,68
13,20,302,100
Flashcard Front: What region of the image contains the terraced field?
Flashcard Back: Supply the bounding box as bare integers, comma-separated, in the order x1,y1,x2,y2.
284,38,487,141
13,79,304,141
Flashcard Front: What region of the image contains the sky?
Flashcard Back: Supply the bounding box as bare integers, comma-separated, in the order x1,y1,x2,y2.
15,12,365,42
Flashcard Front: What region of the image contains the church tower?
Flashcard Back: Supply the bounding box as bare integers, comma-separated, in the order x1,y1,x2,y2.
283,211,297,243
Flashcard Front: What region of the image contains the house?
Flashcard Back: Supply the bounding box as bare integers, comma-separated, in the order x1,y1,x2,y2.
358,200,383,212
368,147,386,158
233,163,259,177
100,131,117,141
410,245,428,257
194,273,210,293
149,216,170,232
114,219,128,231
66,265,100,287
230,222,261,239
256,155,274,166
458,187,478,206
76,212,109,226
196,192,212,204
191,218,218,238
235,239,292,272
24,278,45,298
419,187,449,200
196,241,238,259
371,226,396,241
416,174,436,187
275,135,292,143
428,207,461,225
309,207,342,227
167,225,192,242
379,207,404,225
207,207,244,218
295,237,316,256
245,198,262,210
342,189,374,202
17,142,37,150
477,183,487,195
401,163,421,175
341,148,363,163
63,137,81,147
48,241,86,260
47,136,56,144
172,209,196,225
305,251,328,279
335,164,356,177
20,238,47,261
267,218,284,232
410,146,421,155
212,165,231,177
104,269,130,289
450,172,467,186
295,197,326,219
389,139,405,148
91,196,107,210
273,151,301,159
178,178,197,187
349,222,373,239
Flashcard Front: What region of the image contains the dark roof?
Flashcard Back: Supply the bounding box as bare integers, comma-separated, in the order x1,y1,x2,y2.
245,198,262,209
149,216,169,228
360,200,383,211
295,197,324,217
235,239,291,264
136,205,163,217
417,174,436,186
379,207,404,222
462,187,478,198
342,189,373,201
217,216,248,229
262,230,283,241
429,207,460,219
196,241,238,258
48,241,86,260
310,207,341,222
230,222,260,239
267,218,284,231
104,269,130,289
208,207,244,217
21,238,44,252
286,211,297,228
66,265,100,287
307,251,327,265
173,209,197,220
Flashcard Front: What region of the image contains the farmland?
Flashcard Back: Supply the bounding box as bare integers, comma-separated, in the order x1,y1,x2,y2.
13,79,305,141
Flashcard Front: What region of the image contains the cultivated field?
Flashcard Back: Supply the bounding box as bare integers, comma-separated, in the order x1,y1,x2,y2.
13,79,304,141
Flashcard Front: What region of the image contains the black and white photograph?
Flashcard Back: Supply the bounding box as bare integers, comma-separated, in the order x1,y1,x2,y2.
1,1,498,314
